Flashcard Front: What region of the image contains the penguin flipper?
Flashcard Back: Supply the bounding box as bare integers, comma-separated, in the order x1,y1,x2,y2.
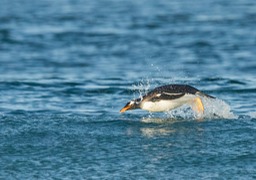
191,97,204,119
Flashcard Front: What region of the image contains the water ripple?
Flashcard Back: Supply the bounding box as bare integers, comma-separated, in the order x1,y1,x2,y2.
1,0,256,178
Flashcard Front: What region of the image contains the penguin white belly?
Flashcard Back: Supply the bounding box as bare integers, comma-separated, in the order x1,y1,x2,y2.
141,94,196,112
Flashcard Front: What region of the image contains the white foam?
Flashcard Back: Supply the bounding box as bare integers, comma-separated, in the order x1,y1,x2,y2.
247,112,256,119
201,97,236,119
163,97,236,120
165,106,196,120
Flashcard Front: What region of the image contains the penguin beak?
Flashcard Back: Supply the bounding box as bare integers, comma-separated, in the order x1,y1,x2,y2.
120,102,133,113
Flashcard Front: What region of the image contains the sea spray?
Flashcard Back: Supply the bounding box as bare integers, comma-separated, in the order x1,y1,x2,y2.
202,97,236,119
132,78,151,99
163,97,236,120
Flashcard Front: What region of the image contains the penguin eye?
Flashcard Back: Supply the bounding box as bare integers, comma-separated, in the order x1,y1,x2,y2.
135,98,142,104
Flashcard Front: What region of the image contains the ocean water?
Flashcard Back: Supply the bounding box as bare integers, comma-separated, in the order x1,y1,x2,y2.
1,0,256,179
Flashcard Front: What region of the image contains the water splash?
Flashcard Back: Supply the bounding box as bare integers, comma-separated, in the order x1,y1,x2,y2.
201,97,236,119
165,106,196,120
244,112,256,120
164,97,236,120
132,78,151,99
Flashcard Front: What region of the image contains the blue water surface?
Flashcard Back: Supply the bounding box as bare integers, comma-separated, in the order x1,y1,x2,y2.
0,0,256,179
